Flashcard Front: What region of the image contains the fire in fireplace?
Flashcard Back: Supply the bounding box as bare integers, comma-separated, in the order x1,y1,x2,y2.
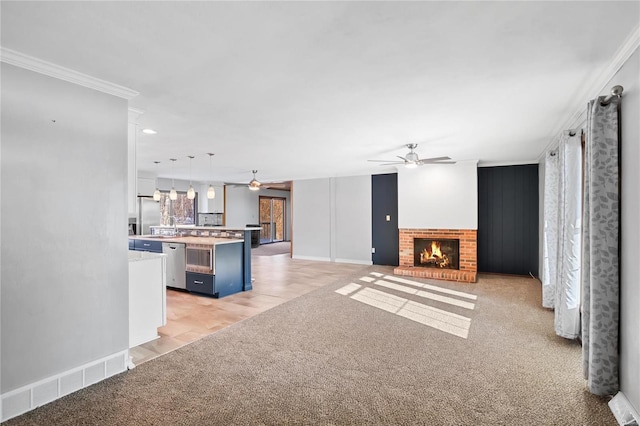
414,238,460,270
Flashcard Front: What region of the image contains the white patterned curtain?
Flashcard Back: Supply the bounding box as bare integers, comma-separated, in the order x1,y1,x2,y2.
542,131,582,339
554,131,582,339
542,150,558,309
582,95,620,395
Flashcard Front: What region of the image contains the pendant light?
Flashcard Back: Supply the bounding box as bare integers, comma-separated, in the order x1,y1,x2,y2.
248,170,261,191
152,161,161,201
207,153,216,199
169,158,178,201
187,155,196,200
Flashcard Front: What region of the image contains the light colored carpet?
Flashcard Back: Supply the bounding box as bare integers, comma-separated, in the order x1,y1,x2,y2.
5,269,615,425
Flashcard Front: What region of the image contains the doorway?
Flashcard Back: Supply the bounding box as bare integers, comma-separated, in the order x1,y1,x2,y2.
259,196,286,244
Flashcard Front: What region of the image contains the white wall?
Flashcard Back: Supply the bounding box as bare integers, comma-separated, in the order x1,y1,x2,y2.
398,161,478,229
616,47,640,415
1,64,129,392
292,176,372,264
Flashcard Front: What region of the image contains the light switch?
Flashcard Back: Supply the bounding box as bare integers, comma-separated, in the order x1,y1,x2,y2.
371,247,376,253
385,215,391,222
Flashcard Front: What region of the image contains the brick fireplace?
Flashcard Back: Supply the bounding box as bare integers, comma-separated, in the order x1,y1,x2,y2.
394,229,477,283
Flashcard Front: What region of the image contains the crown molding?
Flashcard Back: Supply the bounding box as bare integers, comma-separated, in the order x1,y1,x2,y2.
540,24,640,161
128,107,145,123
0,47,139,100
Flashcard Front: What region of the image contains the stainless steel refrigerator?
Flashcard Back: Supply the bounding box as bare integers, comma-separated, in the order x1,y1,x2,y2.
137,197,161,235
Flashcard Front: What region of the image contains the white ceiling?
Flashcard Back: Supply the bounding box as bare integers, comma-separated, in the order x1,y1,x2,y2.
2,1,639,184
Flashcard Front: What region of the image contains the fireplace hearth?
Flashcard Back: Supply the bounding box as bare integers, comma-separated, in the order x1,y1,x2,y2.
395,229,477,283
414,238,459,269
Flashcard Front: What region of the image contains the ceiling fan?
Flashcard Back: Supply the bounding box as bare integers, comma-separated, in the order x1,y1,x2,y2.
225,170,262,190
368,144,455,168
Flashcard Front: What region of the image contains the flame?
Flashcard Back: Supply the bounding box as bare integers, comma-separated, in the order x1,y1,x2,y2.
419,240,451,268
431,241,442,258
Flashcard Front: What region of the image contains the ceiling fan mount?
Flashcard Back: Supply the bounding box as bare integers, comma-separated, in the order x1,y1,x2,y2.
368,144,455,168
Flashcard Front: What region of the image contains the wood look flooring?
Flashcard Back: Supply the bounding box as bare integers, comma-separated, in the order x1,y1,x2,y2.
129,252,371,365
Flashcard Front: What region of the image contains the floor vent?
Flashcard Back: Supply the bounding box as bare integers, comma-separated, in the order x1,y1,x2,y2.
609,392,640,426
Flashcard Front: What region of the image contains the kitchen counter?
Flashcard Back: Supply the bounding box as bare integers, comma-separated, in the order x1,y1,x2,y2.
151,225,261,231
130,235,243,246
130,232,252,297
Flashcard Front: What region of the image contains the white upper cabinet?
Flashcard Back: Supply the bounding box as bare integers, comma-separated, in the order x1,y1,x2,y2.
137,176,156,197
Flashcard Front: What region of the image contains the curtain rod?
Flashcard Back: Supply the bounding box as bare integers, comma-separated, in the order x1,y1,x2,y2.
601,85,624,106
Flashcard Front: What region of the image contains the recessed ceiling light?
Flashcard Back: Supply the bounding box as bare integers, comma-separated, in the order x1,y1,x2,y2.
142,128,157,135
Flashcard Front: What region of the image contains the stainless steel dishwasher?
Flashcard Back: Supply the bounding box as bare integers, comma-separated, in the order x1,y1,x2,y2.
162,242,186,290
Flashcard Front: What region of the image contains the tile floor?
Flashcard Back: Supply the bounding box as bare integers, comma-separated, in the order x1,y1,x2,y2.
129,252,373,365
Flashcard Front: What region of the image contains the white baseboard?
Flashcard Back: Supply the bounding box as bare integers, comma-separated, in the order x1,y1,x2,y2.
291,255,372,266
335,258,373,265
291,255,331,262
1,349,129,422
609,391,640,426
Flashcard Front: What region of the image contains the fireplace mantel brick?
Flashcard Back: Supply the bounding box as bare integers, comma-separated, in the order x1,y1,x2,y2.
394,228,477,283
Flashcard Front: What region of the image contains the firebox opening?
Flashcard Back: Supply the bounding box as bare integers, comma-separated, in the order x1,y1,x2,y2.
414,238,460,270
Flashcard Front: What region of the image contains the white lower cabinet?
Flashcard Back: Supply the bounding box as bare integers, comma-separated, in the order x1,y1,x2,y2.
128,251,167,348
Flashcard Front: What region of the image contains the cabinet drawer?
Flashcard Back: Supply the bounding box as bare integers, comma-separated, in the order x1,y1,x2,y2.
186,272,215,296
134,239,163,253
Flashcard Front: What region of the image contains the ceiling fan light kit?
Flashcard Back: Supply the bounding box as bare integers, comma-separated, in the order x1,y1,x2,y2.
248,170,261,191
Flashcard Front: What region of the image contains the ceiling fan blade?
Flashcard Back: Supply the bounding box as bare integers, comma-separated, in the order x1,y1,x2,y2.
418,160,456,165
379,162,405,166
421,156,451,162
368,159,399,163
396,155,408,161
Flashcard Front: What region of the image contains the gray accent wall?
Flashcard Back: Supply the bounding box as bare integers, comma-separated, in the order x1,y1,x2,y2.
292,176,372,264
334,175,372,264
1,64,129,392
292,178,332,260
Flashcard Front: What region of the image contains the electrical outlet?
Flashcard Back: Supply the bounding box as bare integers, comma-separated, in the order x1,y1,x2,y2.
385,215,391,221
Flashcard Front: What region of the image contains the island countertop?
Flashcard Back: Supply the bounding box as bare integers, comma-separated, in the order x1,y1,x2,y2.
129,235,243,246
150,225,261,231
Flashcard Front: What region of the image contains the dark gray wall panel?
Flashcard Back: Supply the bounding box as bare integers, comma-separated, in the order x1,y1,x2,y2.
372,173,399,266
478,165,539,276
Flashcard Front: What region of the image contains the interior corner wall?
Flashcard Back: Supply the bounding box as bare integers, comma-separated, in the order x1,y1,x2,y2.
292,176,372,264
1,64,129,393
397,161,478,230
615,46,640,414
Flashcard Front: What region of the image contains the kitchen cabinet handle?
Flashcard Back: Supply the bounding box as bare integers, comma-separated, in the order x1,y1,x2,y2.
143,243,151,247
194,280,204,285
